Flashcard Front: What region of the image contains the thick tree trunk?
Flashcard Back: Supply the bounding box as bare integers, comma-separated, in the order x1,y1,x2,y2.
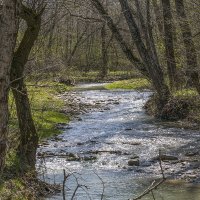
161,0,177,89
0,0,19,174
175,0,200,94
10,5,42,170
119,0,170,109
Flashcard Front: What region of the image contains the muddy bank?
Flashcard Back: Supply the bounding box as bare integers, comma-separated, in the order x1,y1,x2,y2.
144,95,200,130
56,85,119,125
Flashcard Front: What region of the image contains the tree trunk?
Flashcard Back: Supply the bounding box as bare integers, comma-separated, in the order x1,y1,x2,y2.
10,5,42,171
161,0,177,89
90,0,148,77
0,0,19,174
135,0,159,69
152,0,163,37
119,0,170,109
100,24,109,78
91,0,170,110
175,0,200,94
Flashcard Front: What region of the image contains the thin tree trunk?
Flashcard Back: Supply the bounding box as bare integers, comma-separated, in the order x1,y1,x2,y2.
92,0,170,111
100,23,108,78
90,0,148,77
175,0,200,94
152,0,163,37
0,0,19,174
135,0,159,68
146,0,160,67
10,5,43,171
161,0,177,89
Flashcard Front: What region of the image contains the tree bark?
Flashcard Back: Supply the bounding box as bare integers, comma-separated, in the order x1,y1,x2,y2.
0,0,19,174
161,0,177,89
10,4,42,171
175,0,200,94
100,23,109,78
152,0,163,37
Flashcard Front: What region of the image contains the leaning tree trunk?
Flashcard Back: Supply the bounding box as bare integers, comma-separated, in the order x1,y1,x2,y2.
175,0,200,94
10,5,42,171
161,0,177,90
90,0,148,77
91,0,170,111
0,0,19,174
119,0,170,109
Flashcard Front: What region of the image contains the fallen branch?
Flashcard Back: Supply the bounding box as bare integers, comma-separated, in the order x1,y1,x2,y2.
130,150,166,200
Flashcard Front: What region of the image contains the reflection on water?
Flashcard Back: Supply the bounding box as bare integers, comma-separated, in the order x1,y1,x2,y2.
37,85,200,200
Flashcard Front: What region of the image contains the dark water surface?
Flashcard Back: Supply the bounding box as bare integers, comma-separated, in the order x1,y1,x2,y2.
37,84,200,200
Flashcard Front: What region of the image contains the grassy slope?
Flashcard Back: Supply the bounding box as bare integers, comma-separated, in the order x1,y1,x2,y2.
9,81,71,140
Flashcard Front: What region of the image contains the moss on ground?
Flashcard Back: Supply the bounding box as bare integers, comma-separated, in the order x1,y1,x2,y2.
9,81,71,140
0,81,71,199
105,78,151,90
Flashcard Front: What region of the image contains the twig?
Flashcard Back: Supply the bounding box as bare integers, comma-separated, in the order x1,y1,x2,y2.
63,169,70,200
130,150,166,200
159,149,165,180
94,171,105,200
151,191,156,200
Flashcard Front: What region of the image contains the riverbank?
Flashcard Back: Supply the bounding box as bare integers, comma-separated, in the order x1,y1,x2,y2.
105,79,200,130
0,82,114,199
37,84,200,200
1,79,200,199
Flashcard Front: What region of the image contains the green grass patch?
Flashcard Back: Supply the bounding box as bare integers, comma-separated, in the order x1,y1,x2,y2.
9,81,71,140
174,88,198,97
34,111,70,139
105,78,151,90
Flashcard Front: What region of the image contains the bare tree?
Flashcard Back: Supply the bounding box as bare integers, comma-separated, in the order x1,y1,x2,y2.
175,0,200,94
91,0,170,111
119,0,170,110
10,3,44,171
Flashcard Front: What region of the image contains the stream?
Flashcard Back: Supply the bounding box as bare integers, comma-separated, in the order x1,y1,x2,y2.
37,83,200,200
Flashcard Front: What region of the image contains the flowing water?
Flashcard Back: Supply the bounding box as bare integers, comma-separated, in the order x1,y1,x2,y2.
37,84,200,200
